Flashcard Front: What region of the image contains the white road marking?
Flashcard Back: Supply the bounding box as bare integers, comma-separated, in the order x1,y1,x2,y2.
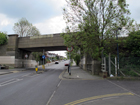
22,73,31,77
46,80,62,105
0,78,15,84
57,80,62,87
0,78,23,87
46,91,56,105
30,74,40,77
107,80,140,98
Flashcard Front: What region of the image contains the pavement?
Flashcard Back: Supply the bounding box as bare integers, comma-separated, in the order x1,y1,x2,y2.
0,68,25,75
61,66,101,80
0,61,102,80
59,61,102,80
0,62,55,75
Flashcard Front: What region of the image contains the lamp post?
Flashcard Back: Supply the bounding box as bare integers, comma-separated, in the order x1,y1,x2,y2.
116,27,122,76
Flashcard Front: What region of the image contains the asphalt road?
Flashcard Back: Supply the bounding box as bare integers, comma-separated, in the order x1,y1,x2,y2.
0,60,140,105
50,79,140,105
0,61,65,105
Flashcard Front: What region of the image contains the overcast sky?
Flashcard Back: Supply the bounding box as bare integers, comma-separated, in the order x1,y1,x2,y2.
0,0,139,57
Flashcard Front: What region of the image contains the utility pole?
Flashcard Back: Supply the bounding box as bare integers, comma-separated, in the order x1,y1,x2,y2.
67,47,73,75
116,27,122,76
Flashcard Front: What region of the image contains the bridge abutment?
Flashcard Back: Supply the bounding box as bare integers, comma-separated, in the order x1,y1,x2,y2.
6,34,18,56
0,34,36,68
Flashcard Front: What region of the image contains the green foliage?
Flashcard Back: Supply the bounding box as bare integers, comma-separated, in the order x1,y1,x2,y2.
56,55,59,60
32,52,43,62
103,37,127,56
73,54,80,66
65,47,81,65
126,30,140,57
13,18,40,37
62,0,133,60
46,58,50,62
0,32,7,45
120,64,139,77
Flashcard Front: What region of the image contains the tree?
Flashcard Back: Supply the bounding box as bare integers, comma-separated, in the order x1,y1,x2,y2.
32,52,43,62
13,18,40,37
126,30,140,57
62,0,134,59
0,32,7,45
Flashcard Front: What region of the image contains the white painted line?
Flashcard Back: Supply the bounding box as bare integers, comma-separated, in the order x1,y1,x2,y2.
0,79,23,87
57,80,62,87
46,80,62,105
30,74,39,77
0,78,16,84
107,80,128,91
46,91,56,105
107,80,140,98
22,73,31,77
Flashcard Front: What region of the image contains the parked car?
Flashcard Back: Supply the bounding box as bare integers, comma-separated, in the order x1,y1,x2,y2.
55,61,59,64
65,63,69,66
65,60,70,66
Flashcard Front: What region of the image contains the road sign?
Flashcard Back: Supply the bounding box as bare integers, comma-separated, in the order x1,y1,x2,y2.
42,55,45,59
67,46,73,52
25,54,28,58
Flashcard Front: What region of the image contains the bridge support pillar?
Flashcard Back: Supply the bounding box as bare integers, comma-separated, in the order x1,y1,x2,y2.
6,34,18,56
5,34,34,68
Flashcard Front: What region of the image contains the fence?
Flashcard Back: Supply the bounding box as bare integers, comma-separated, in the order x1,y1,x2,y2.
105,54,140,77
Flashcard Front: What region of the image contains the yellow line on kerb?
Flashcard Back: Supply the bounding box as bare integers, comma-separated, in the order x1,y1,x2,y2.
59,70,65,79
65,92,134,105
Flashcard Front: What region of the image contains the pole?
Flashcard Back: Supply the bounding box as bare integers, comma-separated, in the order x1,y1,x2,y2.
26,58,27,69
109,53,111,75
69,53,71,75
116,29,120,76
115,57,117,77
104,57,106,71
43,49,44,65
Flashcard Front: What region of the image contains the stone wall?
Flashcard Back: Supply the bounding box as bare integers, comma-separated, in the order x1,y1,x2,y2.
79,55,101,75
0,56,15,65
15,59,37,68
0,44,7,56
91,60,101,75
0,56,37,68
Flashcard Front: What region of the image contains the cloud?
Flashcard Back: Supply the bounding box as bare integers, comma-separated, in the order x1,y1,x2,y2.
0,0,66,23
0,0,66,34
127,0,140,23
34,15,66,34
0,13,16,34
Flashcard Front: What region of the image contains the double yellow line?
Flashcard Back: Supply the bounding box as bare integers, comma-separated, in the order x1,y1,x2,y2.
65,92,134,105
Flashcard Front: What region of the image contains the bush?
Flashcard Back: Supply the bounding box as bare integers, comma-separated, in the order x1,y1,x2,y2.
74,55,80,66
0,32,7,45
126,30,140,57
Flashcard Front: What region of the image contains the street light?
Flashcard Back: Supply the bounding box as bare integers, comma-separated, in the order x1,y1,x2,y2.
116,27,122,76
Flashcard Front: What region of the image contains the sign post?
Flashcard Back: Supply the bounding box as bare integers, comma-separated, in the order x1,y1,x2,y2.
42,55,45,69
67,46,73,75
35,65,38,73
25,54,28,69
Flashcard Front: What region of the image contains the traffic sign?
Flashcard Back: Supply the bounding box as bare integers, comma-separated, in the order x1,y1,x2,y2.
25,54,28,58
67,46,73,52
42,55,45,59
